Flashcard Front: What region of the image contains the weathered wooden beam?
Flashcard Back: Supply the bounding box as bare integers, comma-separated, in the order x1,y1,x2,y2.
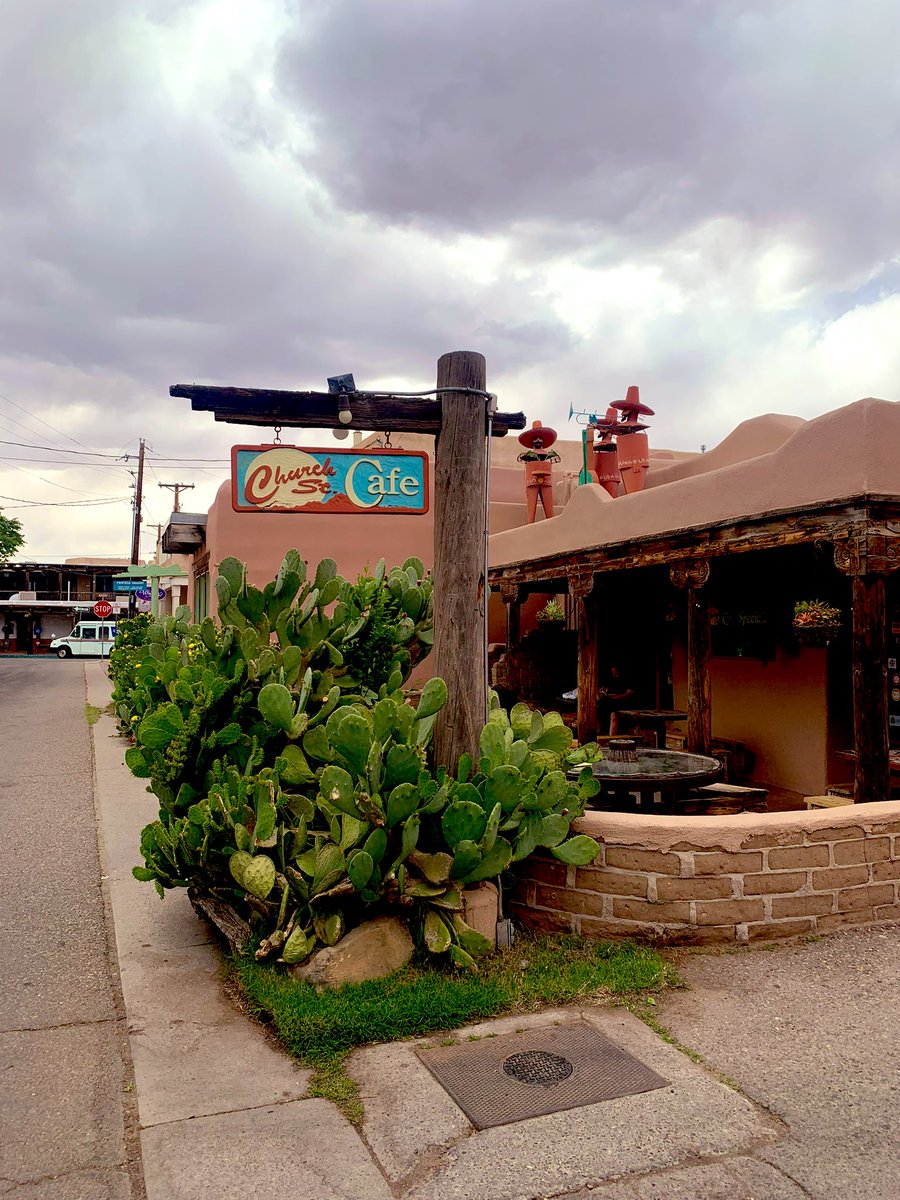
488,503,900,588
499,581,522,653
433,352,489,770
851,574,890,803
572,574,599,744
670,561,712,756
686,586,712,756
170,383,524,437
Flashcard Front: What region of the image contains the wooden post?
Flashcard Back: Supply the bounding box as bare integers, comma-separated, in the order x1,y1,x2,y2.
834,531,899,803
433,351,488,771
500,581,521,652
671,560,711,756
571,572,598,743
851,574,889,803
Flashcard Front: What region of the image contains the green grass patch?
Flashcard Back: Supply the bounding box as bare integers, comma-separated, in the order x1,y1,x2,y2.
84,702,102,726
227,932,677,1122
307,1054,364,1125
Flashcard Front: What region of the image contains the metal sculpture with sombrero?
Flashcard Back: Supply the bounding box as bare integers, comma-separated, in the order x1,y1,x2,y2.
611,385,654,494
589,407,622,498
518,420,561,522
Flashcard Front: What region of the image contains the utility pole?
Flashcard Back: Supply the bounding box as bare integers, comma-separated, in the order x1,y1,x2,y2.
130,438,146,565
158,481,195,512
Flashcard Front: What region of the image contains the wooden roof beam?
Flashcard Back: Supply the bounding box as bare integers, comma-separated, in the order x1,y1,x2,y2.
169,384,526,437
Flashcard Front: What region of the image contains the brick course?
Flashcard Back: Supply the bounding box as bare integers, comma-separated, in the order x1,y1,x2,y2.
511,804,900,946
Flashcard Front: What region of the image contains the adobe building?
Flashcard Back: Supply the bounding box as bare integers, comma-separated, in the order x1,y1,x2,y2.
162,396,900,806
489,397,900,804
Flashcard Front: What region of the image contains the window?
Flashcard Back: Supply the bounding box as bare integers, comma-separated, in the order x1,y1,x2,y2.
194,572,210,621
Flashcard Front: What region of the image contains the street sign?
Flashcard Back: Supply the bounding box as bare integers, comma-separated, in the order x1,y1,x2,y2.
135,589,152,601
93,600,113,619
113,579,146,593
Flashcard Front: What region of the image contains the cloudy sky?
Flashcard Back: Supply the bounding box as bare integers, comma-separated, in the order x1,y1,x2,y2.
2,0,898,561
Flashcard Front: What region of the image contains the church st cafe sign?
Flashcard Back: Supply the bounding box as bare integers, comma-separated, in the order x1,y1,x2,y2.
231,444,429,514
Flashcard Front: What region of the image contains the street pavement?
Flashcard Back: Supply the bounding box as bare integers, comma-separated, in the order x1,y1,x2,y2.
0,658,139,1198
2,658,899,1198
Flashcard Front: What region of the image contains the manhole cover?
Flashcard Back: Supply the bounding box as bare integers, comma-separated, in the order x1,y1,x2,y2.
416,1020,668,1129
503,1050,574,1086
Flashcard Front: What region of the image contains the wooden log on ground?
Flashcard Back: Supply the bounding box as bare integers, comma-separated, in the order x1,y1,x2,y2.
188,887,251,955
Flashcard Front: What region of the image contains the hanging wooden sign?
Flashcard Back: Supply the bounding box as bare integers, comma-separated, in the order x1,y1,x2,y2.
231,444,429,514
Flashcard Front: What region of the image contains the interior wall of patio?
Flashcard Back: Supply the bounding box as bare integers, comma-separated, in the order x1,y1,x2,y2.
672,640,828,794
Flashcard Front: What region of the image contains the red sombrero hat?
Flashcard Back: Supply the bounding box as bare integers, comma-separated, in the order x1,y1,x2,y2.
611,385,654,421
518,419,559,449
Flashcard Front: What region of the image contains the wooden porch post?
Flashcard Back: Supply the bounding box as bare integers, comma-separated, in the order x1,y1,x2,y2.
433,351,489,772
834,533,898,802
500,581,521,653
671,560,711,756
851,575,888,803
570,571,598,744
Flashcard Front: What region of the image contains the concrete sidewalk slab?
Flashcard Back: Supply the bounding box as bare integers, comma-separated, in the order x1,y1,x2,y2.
351,1006,781,1200
560,1155,809,1199
87,664,387,1198
657,927,900,1200
140,1100,394,1200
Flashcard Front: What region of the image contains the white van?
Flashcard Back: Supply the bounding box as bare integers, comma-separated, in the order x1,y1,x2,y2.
51,621,118,658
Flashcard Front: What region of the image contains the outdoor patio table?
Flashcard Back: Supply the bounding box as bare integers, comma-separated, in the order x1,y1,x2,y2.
567,748,722,810
613,708,687,748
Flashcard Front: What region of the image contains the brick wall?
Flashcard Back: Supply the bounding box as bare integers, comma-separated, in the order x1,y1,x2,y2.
510,803,900,945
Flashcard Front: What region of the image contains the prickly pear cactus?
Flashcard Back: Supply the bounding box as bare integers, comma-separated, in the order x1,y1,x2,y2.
124,550,598,972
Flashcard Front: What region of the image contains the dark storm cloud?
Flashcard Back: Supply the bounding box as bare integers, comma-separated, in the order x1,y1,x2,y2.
0,0,573,418
276,0,900,281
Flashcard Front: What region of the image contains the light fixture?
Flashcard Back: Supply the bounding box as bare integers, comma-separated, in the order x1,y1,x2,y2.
338,394,353,425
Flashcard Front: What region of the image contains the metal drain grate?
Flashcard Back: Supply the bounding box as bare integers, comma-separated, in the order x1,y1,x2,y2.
416,1020,668,1129
503,1050,574,1086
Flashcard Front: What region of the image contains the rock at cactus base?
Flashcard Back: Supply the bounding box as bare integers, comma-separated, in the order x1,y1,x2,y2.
288,916,414,990
462,882,499,947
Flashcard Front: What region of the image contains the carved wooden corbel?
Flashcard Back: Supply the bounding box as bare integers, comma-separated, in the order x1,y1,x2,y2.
834,531,900,576
498,580,521,605
567,570,595,600
669,559,710,590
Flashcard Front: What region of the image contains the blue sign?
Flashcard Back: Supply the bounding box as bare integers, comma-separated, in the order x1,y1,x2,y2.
135,588,152,601
231,445,429,515
113,579,146,593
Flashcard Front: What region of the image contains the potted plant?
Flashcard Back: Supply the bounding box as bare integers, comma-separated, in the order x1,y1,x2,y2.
536,598,565,625
792,599,842,646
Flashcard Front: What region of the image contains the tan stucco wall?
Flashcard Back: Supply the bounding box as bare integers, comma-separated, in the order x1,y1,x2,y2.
672,641,828,794
204,479,435,590
491,398,900,571
511,803,900,946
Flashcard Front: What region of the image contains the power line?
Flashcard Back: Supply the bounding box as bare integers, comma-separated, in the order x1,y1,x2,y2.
0,493,128,508
0,390,104,454
0,438,126,458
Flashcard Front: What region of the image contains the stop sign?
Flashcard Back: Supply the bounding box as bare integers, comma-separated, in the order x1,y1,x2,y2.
93,600,113,619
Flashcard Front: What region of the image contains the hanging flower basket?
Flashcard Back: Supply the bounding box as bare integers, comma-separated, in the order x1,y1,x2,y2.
792,600,842,646
535,599,565,625
793,621,842,647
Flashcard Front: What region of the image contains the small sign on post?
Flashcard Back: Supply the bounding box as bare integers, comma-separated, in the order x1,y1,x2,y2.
93,600,113,619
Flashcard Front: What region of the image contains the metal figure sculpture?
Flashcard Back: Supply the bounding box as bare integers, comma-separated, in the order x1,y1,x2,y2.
518,420,560,522
611,386,654,494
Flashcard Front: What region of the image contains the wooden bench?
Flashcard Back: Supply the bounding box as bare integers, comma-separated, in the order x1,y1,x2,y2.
678,783,769,815
806,793,854,810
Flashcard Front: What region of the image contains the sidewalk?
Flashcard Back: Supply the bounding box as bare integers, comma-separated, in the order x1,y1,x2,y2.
86,662,900,1200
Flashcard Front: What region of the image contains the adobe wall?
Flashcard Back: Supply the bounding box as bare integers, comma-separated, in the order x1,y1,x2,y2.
510,804,900,945
671,641,828,795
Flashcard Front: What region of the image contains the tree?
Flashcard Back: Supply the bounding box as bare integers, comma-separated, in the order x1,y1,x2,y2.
0,510,24,563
